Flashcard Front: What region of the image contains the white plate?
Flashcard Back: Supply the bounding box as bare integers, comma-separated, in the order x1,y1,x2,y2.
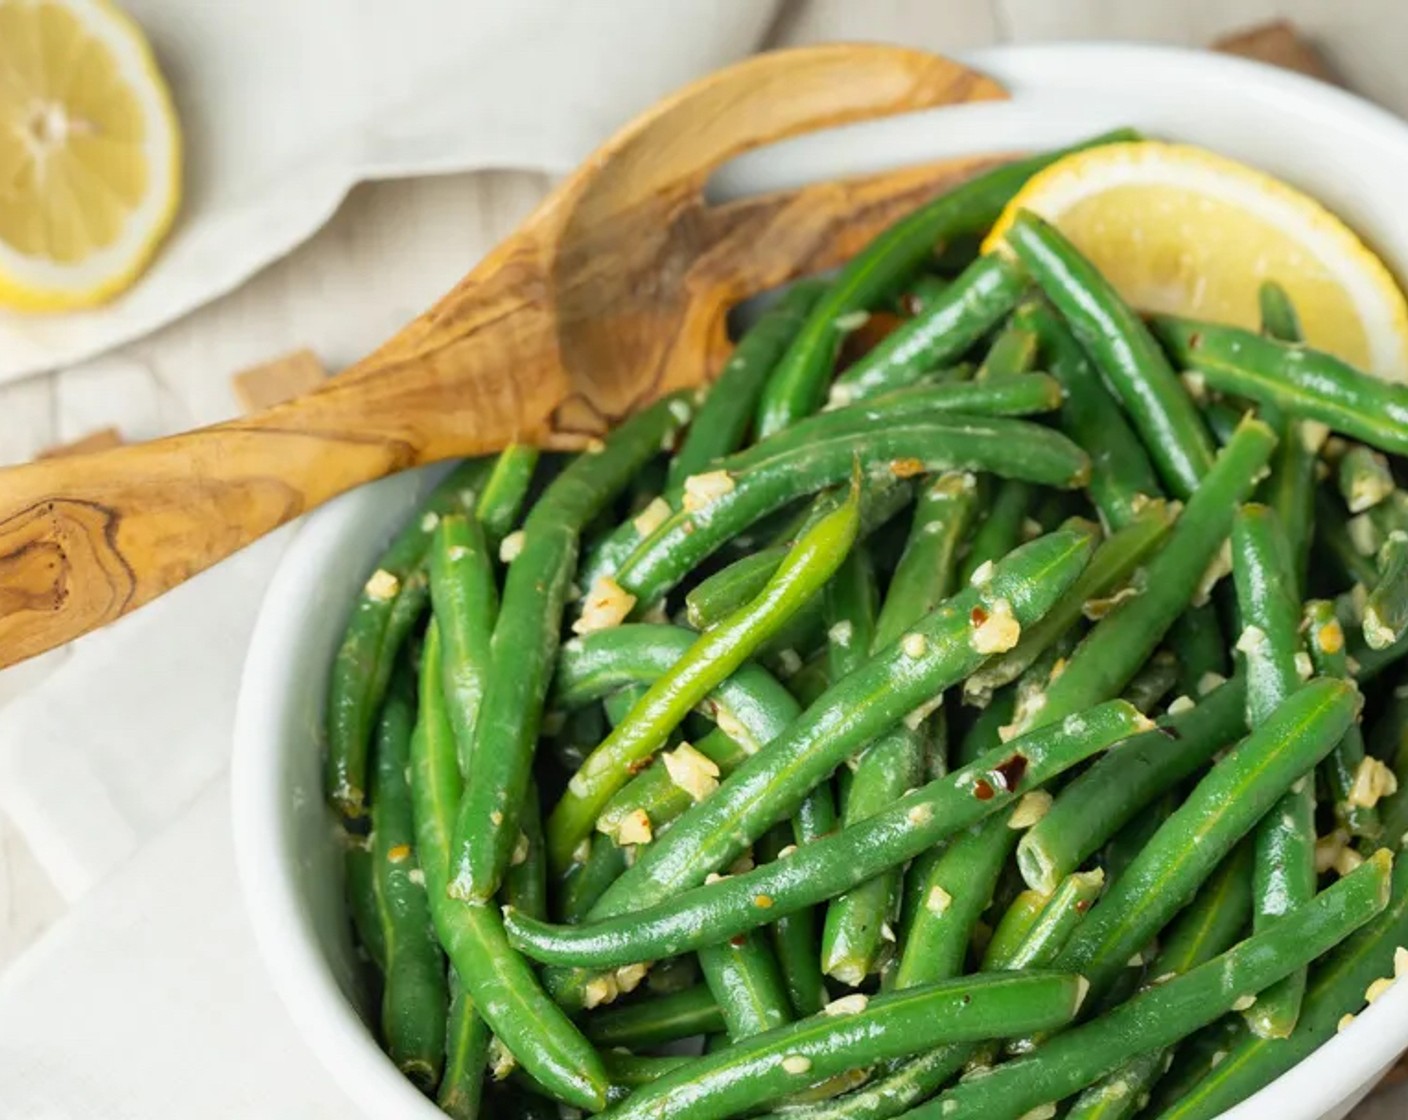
233,41,1408,1120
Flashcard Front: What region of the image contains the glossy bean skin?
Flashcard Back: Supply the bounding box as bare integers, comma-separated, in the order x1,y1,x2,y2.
753,131,1140,436
1064,844,1253,1120
1013,418,1276,736
759,824,830,1019
586,528,1099,928
476,444,540,547
504,700,1147,968
909,852,1391,1120
1016,677,1246,894
823,255,1029,406
546,489,860,872
428,513,499,774
411,624,610,1111
1020,300,1163,530
1153,315,1408,457
1003,209,1217,500
1232,503,1316,1040
698,928,795,1041
438,971,492,1120
596,973,1086,1120
370,665,448,1089
824,474,978,982
451,396,692,902
1153,851,1408,1120
1054,679,1359,1003
614,416,1090,608
583,985,727,1049
669,280,827,487
976,321,1039,380
326,457,489,819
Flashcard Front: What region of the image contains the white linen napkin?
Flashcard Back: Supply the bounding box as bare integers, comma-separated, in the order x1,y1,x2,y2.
0,0,779,382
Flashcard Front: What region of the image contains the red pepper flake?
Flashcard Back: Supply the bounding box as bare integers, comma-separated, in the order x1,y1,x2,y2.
889,457,926,479
730,935,747,948
626,757,653,776
994,754,1028,791
1076,899,1091,913
970,605,990,626
973,779,996,801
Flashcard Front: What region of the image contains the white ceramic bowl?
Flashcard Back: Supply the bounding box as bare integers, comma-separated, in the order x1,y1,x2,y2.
233,42,1408,1120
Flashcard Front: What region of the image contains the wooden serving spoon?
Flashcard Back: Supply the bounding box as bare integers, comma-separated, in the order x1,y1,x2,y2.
0,44,1006,669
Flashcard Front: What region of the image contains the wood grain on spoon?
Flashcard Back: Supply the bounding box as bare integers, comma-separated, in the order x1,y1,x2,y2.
0,44,1006,669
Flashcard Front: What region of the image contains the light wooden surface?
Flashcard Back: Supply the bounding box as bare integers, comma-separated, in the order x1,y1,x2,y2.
2,3,1407,1111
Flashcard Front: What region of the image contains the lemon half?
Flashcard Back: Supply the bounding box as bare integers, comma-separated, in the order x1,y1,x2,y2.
0,0,181,311
985,141,1408,381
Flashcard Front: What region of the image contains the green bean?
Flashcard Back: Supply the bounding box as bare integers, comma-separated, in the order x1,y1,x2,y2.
1055,678,1359,1002
698,927,794,1041
1143,1018,1247,1118
412,624,610,1110
1004,210,1217,499
558,836,629,925
547,486,860,872
594,376,1059,597
428,513,499,774
368,663,448,1089
452,396,692,902
1013,417,1276,736
893,810,1018,989
583,985,726,1049
502,781,547,921
890,274,952,316
1231,503,1316,1039
1017,677,1246,893
1258,278,1302,343
1338,444,1395,515
909,850,1391,1120
821,256,1028,407
976,321,1039,380
1171,605,1230,700
1121,649,1179,714
765,868,1105,1120
1306,600,1381,840
1153,315,1408,457
1102,791,1177,894
586,527,1100,928
758,825,830,1019
1000,869,1105,972
957,480,1033,587
686,549,785,629
616,416,1089,608
824,476,978,982
596,973,1086,1120
1154,847,1408,1120
1159,841,1255,977
477,444,540,547
752,132,1139,436
439,971,492,1119
669,280,827,488
1020,300,1164,530
1012,529,1164,684
505,700,1147,968
1366,530,1408,650
326,458,489,819
875,472,980,648
346,836,386,975
596,727,748,846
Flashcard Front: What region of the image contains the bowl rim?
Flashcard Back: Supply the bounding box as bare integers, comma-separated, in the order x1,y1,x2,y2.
232,38,1408,1120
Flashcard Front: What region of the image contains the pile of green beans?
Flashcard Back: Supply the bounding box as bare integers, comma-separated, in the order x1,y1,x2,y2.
323,134,1408,1120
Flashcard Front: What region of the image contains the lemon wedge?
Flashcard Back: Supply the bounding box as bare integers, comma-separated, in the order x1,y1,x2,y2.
985,141,1408,381
0,0,181,311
